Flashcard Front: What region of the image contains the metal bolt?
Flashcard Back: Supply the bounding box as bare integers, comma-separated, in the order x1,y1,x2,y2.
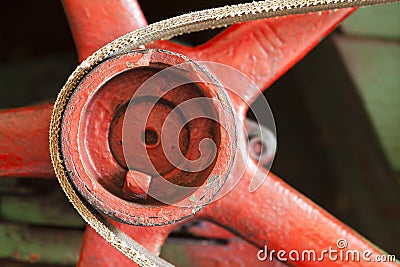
246,120,277,165
122,170,152,200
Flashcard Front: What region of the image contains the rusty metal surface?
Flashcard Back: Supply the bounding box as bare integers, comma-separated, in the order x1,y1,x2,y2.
0,104,54,178
58,0,396,266
152,10,355,105
61,0,147,62
60,49,235,225
80,221,290,267
0,0,399,266
78,222,176,267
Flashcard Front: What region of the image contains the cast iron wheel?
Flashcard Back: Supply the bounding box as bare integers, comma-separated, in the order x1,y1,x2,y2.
0,1,399,267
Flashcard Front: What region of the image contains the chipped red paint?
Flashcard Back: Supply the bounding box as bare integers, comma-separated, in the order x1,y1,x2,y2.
0,104,54,178
200,160,398,267
61,0,147,62
60,49,234,225
80,221,289,267
122,170,153,200
178,236,289,267
151,10,355,106
1,0,397,266
78,221,176,267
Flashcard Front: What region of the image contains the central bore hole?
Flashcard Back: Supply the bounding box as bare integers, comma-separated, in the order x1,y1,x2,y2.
143,128,158,146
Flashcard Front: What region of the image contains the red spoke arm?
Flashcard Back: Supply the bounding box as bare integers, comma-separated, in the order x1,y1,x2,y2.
78,221,176,267
201,160,398,267
155,9,354,107
61,0,147,62
61,2,354,107
0,0,149,178
0,104,54,178
173,221,289,267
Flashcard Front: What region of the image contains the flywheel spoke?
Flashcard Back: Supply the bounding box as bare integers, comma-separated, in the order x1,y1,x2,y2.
154,9,354,106
78,221,176,267
202,157,398,267
0,104,54,178
61,0,147,61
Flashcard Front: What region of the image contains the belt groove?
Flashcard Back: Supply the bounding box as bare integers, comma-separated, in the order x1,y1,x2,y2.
49,1,399,266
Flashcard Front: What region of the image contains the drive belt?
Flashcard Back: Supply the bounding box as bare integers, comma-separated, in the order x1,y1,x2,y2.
49,1,399,266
